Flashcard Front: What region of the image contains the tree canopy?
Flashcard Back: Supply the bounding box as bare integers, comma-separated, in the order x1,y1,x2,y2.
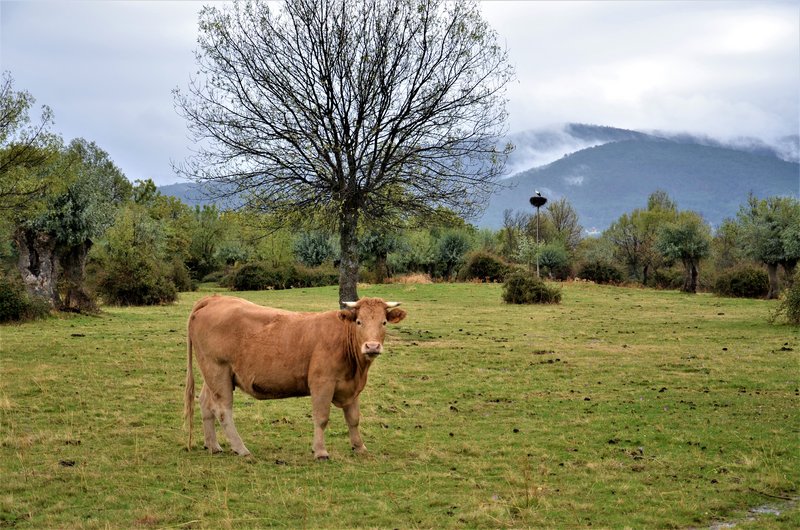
175,0,514,302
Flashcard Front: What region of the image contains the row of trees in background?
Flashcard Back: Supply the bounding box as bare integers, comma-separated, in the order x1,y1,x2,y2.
2,71,798,323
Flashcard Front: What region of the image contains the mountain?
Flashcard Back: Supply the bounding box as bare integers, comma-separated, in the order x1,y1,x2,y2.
479,133,799,232
159,124,799,233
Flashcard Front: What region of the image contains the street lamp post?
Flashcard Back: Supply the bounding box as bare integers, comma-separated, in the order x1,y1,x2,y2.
529,191,547,277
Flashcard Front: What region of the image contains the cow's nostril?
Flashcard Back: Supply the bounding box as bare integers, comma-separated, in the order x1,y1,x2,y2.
364,342,382,354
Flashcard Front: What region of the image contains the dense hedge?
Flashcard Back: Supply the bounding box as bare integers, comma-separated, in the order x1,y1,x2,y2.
458,251,509,282
231,263,338,291
502,270,562,304
577,260,624,285
712,266,769,298
0,275,50,323
651,268,684,290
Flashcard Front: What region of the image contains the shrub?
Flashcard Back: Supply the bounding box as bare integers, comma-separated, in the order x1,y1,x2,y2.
770,271,800,326
502,270,562,304
0,276,26,322
231,263,338,291
231,263,273,291
458,251,509,282
538,242,572,280
712,266,769,298
170,259,197,293
96,258,178,306
577,260,623,285
651,268,684,290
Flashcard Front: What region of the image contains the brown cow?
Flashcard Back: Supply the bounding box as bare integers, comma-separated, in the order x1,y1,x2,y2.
184,295,406,459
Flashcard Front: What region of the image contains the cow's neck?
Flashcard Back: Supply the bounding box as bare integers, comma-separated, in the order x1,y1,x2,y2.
345,324,372,381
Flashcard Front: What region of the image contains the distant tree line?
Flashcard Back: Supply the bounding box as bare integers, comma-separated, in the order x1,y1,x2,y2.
2,71,798,325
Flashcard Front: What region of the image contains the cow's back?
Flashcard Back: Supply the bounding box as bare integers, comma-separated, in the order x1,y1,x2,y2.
188,295,346,399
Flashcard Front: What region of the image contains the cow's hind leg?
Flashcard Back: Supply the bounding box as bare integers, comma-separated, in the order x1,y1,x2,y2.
200,374,251,457
199,384,223,454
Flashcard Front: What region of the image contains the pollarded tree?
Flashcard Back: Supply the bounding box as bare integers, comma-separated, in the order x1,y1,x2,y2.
655,211,711,294
174,0,513,304
14,139,131,311
736,195,800,299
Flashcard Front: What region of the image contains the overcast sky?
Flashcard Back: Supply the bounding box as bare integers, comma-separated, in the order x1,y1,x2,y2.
2,0,798,186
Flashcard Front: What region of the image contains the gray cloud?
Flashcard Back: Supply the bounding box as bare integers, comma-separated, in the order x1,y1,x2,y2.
2,0,797,186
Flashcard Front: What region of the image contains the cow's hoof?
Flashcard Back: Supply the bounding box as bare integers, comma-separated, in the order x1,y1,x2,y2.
352,445,368,455
315,453,330,461
205,444,223,454
235,449,252,457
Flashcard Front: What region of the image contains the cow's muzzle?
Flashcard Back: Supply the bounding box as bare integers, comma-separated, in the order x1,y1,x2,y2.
362,342,383,356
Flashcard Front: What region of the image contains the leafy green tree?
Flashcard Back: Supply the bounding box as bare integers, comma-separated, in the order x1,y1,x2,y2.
604,191,677,284
92,203,177,305
14,139,130,310
437,230,473,280
736,195,800,298
359,230,401,283
175,0,513,304
542,197,582,251
294,232,335,268
186,205,227,280
0,72,62,216
655,211,711,293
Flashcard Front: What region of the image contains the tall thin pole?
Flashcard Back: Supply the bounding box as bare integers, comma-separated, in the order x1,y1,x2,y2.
536,206,540,278
529,192,547,278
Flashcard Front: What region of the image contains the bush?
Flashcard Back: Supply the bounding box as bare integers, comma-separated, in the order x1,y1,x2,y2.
712,266,769,298
502,270,562,304
577,260,623,285
651,268,684,290
97,261,178,306
458,251,509,282
0,276,26,322
231,263,338,291
538,242,572,280
770,271,800,326
170,259,197,293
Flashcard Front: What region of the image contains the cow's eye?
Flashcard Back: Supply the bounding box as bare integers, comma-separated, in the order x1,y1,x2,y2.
382,320,387,326
356,319,362,326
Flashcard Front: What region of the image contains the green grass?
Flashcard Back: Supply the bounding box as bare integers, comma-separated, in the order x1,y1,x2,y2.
1,282,798,528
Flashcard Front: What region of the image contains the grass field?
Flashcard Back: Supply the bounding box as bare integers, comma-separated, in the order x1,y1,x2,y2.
1,282,798,529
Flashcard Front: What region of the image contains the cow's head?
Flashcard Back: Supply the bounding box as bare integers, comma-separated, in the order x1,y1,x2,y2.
339,297,406,358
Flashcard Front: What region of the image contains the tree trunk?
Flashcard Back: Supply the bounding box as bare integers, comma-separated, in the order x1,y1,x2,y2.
688,260,699,294
642,263,650,286
681,259,699,293
14,228,60,308
59,240,97,313
374,252,388,284
338,206,360,306
766,262,780,299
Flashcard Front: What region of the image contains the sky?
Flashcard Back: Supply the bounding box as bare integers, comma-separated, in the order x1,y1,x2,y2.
1,0,798,186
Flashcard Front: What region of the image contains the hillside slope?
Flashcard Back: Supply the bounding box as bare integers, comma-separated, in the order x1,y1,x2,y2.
478,138,799,231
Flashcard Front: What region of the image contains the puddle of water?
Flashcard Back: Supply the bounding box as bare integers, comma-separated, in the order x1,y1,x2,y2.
704,498,798,529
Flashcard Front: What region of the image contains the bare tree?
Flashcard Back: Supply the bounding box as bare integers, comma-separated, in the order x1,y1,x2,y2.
174,0,513,303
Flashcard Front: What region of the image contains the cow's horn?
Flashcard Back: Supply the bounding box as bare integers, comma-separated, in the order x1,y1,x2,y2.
342,301,358,308
385,302,401,308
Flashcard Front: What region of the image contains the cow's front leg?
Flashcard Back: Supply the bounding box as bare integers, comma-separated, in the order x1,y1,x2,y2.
310,383,335,460
343,398,367,455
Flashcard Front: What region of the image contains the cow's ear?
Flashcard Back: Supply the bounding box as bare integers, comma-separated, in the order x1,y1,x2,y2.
338,309,357,322
386,308,406,324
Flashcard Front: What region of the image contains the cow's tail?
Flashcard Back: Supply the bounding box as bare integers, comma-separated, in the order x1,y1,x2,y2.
184,321,195,452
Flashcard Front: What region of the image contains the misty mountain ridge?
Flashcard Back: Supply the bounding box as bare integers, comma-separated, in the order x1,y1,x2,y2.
485,125,798,232
159,123,799,233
